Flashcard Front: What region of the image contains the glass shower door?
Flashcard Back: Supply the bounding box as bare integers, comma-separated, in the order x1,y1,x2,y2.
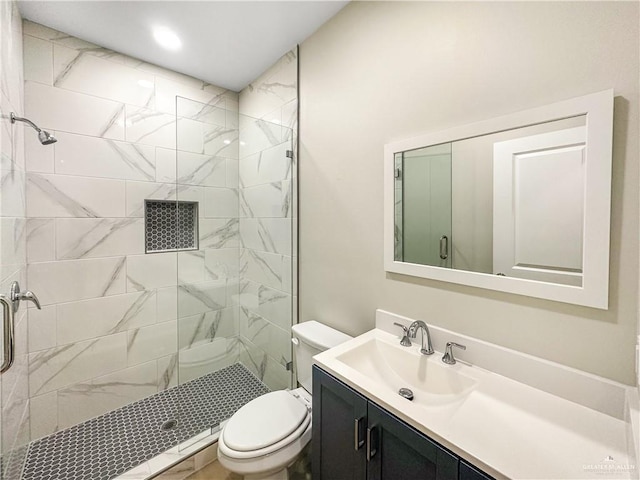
400,144,452,268
173,95,294,449
235,112,295,393
0,106,30,479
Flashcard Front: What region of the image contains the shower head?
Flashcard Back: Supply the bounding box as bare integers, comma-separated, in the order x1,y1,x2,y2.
38,129,57,145
10,112,57,145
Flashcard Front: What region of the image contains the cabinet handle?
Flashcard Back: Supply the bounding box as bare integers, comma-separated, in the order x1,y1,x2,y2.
354,417,365,450
366,426,378,461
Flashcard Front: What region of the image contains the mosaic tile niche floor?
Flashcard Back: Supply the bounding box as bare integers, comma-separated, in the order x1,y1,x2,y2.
20,363,269,480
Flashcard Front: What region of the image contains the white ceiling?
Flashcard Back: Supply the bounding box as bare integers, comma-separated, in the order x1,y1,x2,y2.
17,1,348,91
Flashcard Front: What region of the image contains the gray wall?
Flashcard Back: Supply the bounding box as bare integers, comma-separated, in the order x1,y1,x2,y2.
299,1,639,385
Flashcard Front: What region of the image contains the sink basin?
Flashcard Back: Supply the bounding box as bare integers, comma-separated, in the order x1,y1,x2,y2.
335,338,477,406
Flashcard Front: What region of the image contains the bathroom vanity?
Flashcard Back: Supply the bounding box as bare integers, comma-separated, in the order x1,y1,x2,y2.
312,310,637,480
312,365,490,480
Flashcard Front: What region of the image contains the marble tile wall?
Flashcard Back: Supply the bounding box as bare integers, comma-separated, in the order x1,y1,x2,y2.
22,20,240,440
237,49,298,391
0,1,30,476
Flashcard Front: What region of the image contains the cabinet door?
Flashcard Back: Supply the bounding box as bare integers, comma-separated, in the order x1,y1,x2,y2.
459,461,495,480
312,366,368,480
367,402,458,480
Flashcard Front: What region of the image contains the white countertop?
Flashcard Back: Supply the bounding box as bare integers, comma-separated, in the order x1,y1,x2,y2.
314,327,635,480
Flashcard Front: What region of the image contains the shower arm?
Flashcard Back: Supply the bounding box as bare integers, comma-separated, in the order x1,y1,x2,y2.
10,112,42,133
9,112,57,145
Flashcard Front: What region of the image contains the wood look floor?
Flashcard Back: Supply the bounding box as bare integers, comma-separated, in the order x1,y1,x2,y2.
185,444,311,480
185,460,241,480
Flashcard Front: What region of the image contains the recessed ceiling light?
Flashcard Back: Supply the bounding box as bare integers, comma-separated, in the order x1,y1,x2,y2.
153,27,182,51
137,79,154,89
223,139,231,145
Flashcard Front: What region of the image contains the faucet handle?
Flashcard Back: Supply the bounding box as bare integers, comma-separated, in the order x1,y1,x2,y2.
393,323,412,347
9,281,42,312
442,342,466,365
17,290,41,310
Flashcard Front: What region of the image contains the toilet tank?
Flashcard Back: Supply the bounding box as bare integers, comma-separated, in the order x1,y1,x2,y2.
291,321,352,393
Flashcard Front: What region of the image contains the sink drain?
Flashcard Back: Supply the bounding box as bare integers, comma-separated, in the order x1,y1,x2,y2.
398,388,414,401
161,419,178,431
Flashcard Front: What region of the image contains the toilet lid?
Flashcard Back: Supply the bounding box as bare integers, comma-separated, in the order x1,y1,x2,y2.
223,391,309,452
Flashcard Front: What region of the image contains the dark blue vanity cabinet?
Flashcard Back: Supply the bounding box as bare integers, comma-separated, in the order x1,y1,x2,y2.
312,365,368,479
312,366,493,480
366,401,459,480
459,461,495,480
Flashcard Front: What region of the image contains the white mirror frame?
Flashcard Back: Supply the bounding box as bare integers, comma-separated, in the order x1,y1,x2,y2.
384,90,613,309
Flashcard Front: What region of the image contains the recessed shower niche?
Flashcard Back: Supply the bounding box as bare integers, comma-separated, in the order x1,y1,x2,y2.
144,199,199,253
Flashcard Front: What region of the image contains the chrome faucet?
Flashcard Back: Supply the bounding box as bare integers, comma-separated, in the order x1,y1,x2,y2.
407,321,434,355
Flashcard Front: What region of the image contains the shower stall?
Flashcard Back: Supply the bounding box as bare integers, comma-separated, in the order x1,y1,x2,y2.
0,14,298,479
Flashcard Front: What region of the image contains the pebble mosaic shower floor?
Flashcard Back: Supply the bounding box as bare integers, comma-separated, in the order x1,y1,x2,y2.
19,363,269,480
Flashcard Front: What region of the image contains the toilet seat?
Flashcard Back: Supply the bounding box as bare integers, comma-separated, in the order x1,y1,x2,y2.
219,390,311,460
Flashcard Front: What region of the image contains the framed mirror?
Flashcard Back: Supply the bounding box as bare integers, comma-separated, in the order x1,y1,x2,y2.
384,90,613,309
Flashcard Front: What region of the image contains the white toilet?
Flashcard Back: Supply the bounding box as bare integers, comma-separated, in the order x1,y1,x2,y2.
217,321,352,480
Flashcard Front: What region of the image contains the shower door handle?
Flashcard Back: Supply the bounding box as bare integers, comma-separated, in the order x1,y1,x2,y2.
0,282,41,374
439,235,449,260
0,294,15,374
